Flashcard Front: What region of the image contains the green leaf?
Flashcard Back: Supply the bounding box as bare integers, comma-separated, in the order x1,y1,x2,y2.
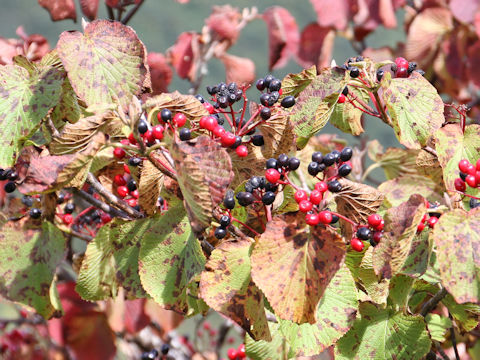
432,207,480,304
388,275,414,309
0,62,64,167
139,204,206,313
245,319,290,360
0,222,65,318
330,86,368,136
399,229,432,277
57,19,149,110
76,217,151,300
278,264,358,356
251,212,346,324
425,314,452,342
280,65,316,99
200,239,271,341
335,302,431,360
380,71,444,149
442,294,480,331
379,175,443,207
358,247,390,305
289,67,348,148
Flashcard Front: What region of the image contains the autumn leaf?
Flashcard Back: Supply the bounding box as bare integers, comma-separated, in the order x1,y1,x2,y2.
297,23,335,69
167,32,199,81
219,53,255,86
147,52,173,95
80,0,99,20
138,156,165,215
309,0,352,30
205,5,242,44
38,0,76,22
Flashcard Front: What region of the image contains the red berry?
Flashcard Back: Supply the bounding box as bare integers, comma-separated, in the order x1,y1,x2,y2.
454,178,466,192
227,348,238,360
476,159,480,171
466,174,477,188
315,181,328,193
294,190,308,203
421,213,428,223
144,130,155,144
173,113,187,127
213,125,226,138
265,168,281,184
117,186,129,198
374,219,385,231
427,216,438,228
475,171,480,185
221,132,237,147
152,125,164,140
203,102,215,114
338,94,346,103
131,189,139,199
467,163,476,176
127,198,137,207
120,139,129,145
372,231,382,243
101,213,112,224
318,210,332,224
199,116,208,129
237,344,246,358
459,159,471,173
417,222,425,233
310,190,323,205
367,214,382,228
114,174,126,186
113,147,126,159
236,145,248,157
396,67,408,78
351,238,365,252
200,116,217,131
298,200,313,212
63,213,73,225
395,57,409,69
128,132,137,145
305,213,320,226
123,164,131,174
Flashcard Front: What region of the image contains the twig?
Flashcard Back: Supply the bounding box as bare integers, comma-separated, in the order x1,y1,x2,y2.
448,313,460,360
73,188,129,219
45,115,60,137
434,341,450,360
86,173,144,218
420,287,448,317
58,226,93,242
106,3,115,20
424,146,438,158
121,0,145,25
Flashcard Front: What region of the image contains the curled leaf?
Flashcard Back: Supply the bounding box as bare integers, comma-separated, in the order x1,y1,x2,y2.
205,5,242,44
219,53,255,86
38,0,76,22
297,23,335,69
138,156,165,215
167,32,200,81
80,0,99,20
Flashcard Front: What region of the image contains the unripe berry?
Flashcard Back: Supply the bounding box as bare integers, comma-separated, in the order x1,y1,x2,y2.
318,210,332,224
315,181,328,193
213,125,226,138
114,174,126,186
113,147,126,159
221,132,237,147
372,231,382,243
458,159,471,173
298,200,313,212
173,113,187,127
466,174,477,188
350,238,364,252
236,145,248,157
117,186,129,198
310,190,323,205
305,213,320,226
427,216,438,228
454,178,466,192
395,57,409,69
367,214,382,228
467,163,476,176
338,94,346,103
265,168,281,184
152,125,164,140
63,213,74,225
294,190,308,203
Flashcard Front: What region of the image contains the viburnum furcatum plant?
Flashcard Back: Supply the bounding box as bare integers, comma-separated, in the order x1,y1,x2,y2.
1,1,480,360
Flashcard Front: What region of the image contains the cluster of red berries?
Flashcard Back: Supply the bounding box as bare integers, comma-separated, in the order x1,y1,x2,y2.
417,207,440,233
112,166,140,209
454,158,480,192
141,344,169,360
0,328,42,358
350,214,384,252
227,344,247,360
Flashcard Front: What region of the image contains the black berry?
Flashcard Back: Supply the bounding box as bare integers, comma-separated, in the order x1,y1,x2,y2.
470,197,480,209
128,157,142,166
323,153,335,166
356,227,372,240
269,79,282,92
340,147,353,162
281,96,295,108
252,135,264,146
138,120,148,134
264,74,274,87
219,215,231,227
266,158,278,169
127,180,137,192
4,181,16,193
161,344,170,355
342,87,348,96
260,107,271,120
288,157,300,171
338,164,352,177
376,70,384,82
218,96,228,108
65,203,75,214
256,78,266,91
236,192,254,206
277,154,289,168
0,169,7,181
215,227,227,239
327,179,342,192
349,67,360,78
29,208,42,219
206,85,217,95
250,176,262,189
230,136,242,149
331,213,339,224
331,150,341,163
260,93,271,107
308,162,320,176
459,172,467,181
312,151,323,163
161,109,172,122
195,94,205,103
179,128,191,141
408,62,417,73
22,195,33,207
223,195,235,210
262,191,276,205
8,171,18,181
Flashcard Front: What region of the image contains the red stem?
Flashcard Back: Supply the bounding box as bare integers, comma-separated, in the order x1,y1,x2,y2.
231,216,260,236
449,189,480,200
330,211,358,227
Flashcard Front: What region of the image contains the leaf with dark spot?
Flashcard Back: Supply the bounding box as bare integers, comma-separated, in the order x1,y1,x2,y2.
251,212,346,324
280,66,316,99
138,156,164,215
379,175,443,207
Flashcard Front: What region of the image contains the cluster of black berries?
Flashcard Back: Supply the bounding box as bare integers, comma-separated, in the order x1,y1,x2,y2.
339,56,364,79
206,82,244,109
255,75,295,110
0,168,19,193
141,344,169,360
307,147,353,192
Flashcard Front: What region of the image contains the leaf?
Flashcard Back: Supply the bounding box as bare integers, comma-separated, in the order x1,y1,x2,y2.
138,156,164,215
297,23,335,69
0,222,65,318
371,147,421,180
76,218,150,300
388,275,414,309
399,229,432,278
256,106,296,159
379,175,443,207
0,62,64,168
309,0,352,30
251,212,346,324
358,247,390,305
335,302,431,360
167,32,199,81
80,0,99,20
199,239,271,341
278,264,358,356
425,314,452,342
38,0,76,22
262,7,300,70
434,124,480,191
380,71,445,149
169,135,234,234
205,5,242,43
290,67,348,148
330,84,368,136
280,65,316,99
51,76,83,125
432,207,480,304
245,319,289,360
373,194,427,279
57,20,150,109
442,294,480,332
147,52,173,95
138,204,206,313
219,53,256,86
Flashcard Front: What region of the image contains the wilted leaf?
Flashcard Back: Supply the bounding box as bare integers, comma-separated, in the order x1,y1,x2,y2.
432,207,480,304
200,239,271,341
280,66,316,99
425,314,452,342
169,135,234,234
251,212,346,324
380,71,445,149
335,302,431,360
0,222,65,318
297,23,335,69
373,194,427,279
147,52,173,95
262,7,300,70
57,20,150,109
139,204,206,313
167,32,199,81
219,53,255,86
38,0,76,22
80,0,99,20
76,218,150,300
278,264,358,356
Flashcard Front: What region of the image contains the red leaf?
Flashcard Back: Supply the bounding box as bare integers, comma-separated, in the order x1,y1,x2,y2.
206,5,242,44
262,7,300,70
297,23,335,69
80,0,99,20
309,0,353,30
124,299,151,334
167,32,200,81
219,53,255,86
449,0,480,24
468,41,480,87
476,12,480,38
147,52,173,94
38,0,76,22
105,0,121,8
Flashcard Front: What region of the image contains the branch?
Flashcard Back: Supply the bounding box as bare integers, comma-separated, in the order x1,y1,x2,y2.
448,313,460,360
424,146,438,158
58,225,93,242
86,173,144,218
420,287,448,317
434,341,450,360
106,3,115,20
121,0,145,25
73,188,129,219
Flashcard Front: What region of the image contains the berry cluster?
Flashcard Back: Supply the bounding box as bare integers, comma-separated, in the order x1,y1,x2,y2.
350,214,384,252
454,158,480,192
112,166,140,210
255,74,295,109
377,57,424,81
141,344,169,360
416,202,441,233
206,82,243,109
0,168,19,193
306,147,353,192
227,344,246,360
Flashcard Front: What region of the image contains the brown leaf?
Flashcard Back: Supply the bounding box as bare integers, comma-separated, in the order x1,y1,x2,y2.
297,23,335,70
147,52,173,95
262,7,300,70
251,212,346,324
167,32,200,81
38,0,76,22
256,106,296,159
139,156,165,215
205,5,242,44
372,194,427,279
219,53,255,86
80,0,99,20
